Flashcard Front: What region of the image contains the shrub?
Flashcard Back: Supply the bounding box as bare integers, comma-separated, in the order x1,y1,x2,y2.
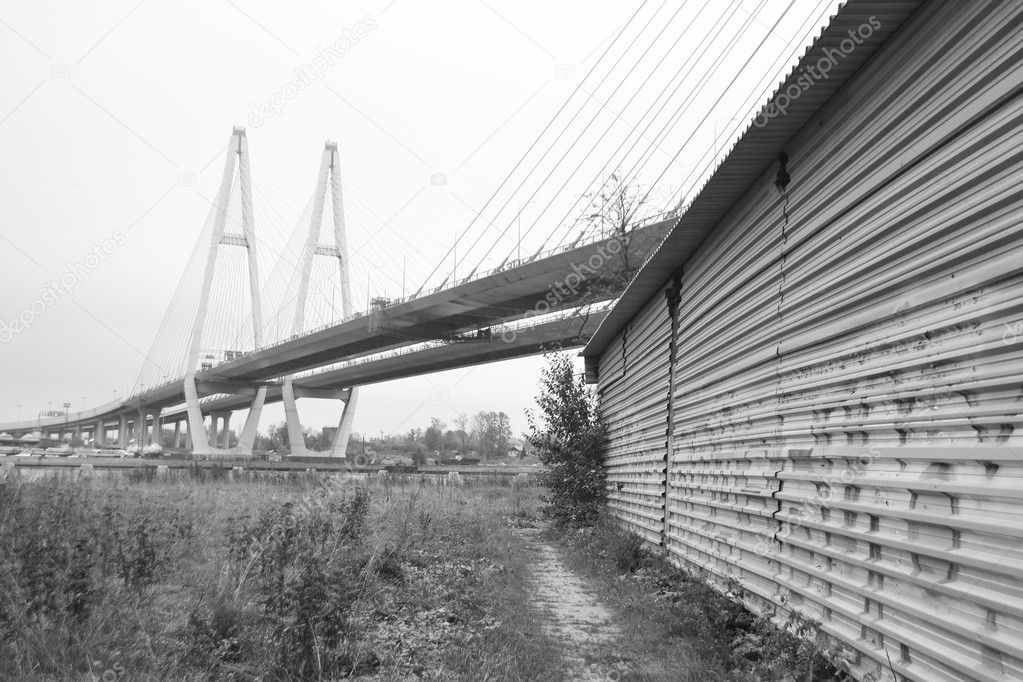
528,351,608,527
221,487,379,679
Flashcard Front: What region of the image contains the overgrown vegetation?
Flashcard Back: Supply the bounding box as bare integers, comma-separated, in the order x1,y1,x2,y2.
525,351,844,679
527,352,608,527
0,471,558,680
557,517,849,681
1,454,845,679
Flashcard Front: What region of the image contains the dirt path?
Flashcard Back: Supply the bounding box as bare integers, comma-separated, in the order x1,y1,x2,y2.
520,530,626,681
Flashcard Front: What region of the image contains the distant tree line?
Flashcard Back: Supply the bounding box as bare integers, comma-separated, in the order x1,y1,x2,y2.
419,411,512,459
251,410,515,461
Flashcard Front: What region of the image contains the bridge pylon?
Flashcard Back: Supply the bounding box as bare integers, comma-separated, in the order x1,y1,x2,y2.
281,141,359,458
183,127,267,457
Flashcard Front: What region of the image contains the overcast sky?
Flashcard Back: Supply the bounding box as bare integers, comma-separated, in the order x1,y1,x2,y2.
0,0,840,438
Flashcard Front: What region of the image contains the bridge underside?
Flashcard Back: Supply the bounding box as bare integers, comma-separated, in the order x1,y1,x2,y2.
201,220,671,383
167,310,606,419
0,309,608,450
0,213,672,453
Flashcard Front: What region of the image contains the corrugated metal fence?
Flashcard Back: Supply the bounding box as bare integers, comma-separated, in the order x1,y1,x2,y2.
599,2,1023,680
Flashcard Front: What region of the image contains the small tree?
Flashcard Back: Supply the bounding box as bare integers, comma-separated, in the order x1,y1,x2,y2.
423,417,445,453
527,351,607,527
570,172,646,340
453,412,472,453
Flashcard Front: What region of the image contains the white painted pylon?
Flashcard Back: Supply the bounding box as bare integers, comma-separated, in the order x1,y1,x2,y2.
281,141,359,458
183,127,267,457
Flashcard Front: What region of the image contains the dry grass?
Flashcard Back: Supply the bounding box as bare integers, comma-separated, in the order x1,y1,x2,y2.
0,470,562,680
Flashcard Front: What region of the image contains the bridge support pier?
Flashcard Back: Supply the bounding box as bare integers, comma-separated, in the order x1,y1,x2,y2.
173,421,181,449
117,414,128,447
184,378,266,458
210,411,232,449
282,380,357,458
137,409,146,446
138,409,161,446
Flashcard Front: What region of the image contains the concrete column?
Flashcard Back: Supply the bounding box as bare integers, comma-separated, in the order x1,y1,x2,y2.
173,421,181,448
332,388,358,457
236,387,266,457
282,379,307,457
210,414,219,447
118,414,128,447
185,420,192,450
151,411,162,445
137,408,147,445
95,420,106,447
221,412,231,448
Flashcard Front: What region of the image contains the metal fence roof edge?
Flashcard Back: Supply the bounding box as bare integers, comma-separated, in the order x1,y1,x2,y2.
581,0,927,359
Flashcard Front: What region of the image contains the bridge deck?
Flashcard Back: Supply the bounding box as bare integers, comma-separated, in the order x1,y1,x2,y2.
0,216,671,434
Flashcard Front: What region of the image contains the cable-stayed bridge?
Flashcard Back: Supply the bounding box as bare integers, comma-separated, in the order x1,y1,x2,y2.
0,128,672,457
0,1,842,458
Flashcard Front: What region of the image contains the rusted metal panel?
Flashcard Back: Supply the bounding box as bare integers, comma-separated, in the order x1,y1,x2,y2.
597,1,1023,680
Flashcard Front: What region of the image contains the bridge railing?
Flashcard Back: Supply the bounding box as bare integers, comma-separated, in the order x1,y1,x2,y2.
155,209,680,390
125,301,616,410
245,212,677,358
286,301,614,383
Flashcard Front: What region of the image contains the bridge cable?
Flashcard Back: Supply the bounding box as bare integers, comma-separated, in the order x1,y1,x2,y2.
412,0,654,296
514,0,752,260
458,0,698,280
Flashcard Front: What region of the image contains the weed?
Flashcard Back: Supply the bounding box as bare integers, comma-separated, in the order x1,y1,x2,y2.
560,517,850,681
0,471,557,680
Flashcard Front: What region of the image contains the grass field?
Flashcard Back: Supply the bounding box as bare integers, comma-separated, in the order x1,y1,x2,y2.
0,471,562,680
0,470,842,680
